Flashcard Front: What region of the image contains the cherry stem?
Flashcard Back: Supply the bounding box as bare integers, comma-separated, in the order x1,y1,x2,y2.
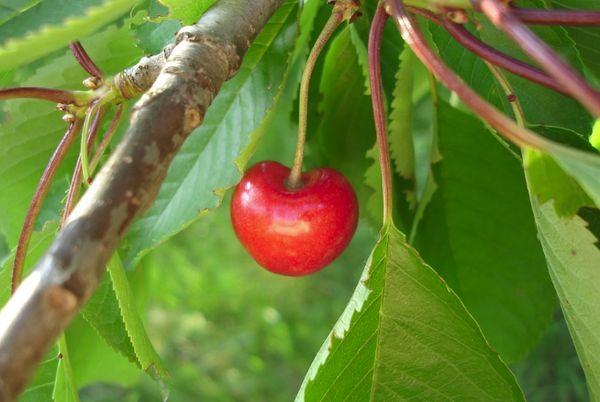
0,87,78,104
80,101,104,184
288,11,344,189
62,105,121,225
69,41,103,78
90,104,124,173
11,120,82,293
511,8,600,26
369,5,394,224
385,0,549,150
477,0,600,117
410,7,568,95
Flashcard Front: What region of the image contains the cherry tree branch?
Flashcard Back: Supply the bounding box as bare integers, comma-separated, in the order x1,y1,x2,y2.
0,1,283,400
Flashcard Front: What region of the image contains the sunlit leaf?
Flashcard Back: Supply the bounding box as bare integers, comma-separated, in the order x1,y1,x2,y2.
298,223,524,401
82,254,167,380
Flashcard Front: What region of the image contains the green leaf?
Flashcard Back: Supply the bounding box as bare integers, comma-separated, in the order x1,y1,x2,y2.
527,197,600,401
389,49,415,180
298,223,523,401
81,254,167,380
0,0,40,25
159,0,216,25
0,0,139,72
53,336,80,402
544,141,600,210
66,315,139,388
0,22,144,247
20,345,60,402
130,0,180,55
414,102,556,362
122,0,299,267
524,149,593,216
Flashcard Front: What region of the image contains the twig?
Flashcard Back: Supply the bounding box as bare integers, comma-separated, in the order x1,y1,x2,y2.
69,41,103,78
90,104,124,175
512,8,600,26
0,1,284,400
62,105,124,226
80,101,104,183
478,0,600,117
0,87,78,104
11,121,82,293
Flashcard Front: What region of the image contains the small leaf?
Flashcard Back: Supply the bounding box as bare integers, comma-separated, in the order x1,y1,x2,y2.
524,149,593,216
0,0,139,71
81,254,168,380
544,142,600,210
298,223,524,401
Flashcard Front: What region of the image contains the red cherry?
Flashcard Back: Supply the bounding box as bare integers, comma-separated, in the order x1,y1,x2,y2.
231,161,359,276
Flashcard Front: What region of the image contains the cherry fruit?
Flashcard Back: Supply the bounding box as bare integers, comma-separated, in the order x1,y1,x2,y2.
231,161,358,276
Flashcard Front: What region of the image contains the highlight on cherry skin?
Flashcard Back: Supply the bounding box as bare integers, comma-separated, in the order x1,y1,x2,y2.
230,161,359,276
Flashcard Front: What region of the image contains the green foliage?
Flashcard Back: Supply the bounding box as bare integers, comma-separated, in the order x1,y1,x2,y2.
1,0,600,401
0,0,139,71
546,0,600,81
525,149,594,216
299,223,524,401
415,102,556,362
122,0,299,268
82,255,167,380
527,197,600,400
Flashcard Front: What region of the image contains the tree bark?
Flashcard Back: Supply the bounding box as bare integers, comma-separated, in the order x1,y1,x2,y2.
0,0,283,400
